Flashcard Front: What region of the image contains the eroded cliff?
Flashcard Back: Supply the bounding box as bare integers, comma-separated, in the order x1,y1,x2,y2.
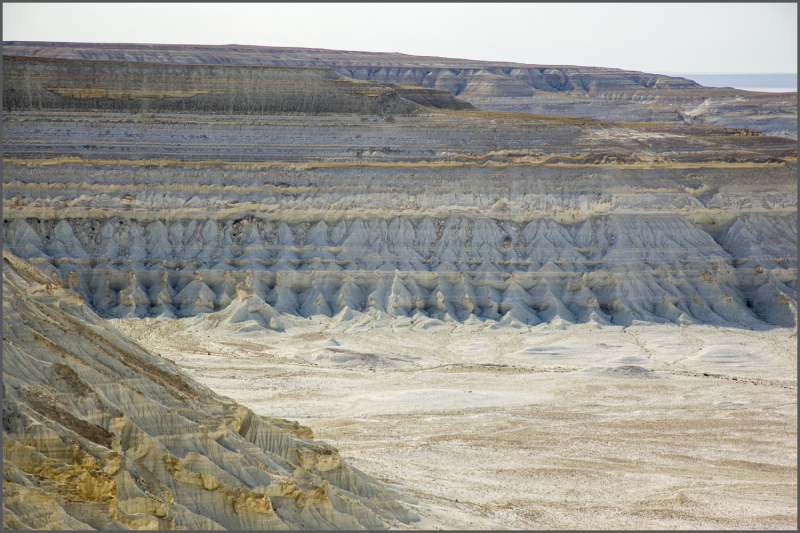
2,55,796,332
2,43,797,532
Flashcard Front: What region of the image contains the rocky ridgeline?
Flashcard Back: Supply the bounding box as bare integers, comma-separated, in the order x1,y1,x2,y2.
4,41,795,137
0,41,707,94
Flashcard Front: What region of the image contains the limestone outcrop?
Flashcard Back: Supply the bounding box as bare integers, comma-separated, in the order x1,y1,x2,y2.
3,211,796,329
4,41,795,137
2,250,420,529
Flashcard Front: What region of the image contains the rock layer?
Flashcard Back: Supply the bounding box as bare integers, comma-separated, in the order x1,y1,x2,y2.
2,53,797,332
3,45,796,531
3,56,468,116
2,250,419,529
4,41,795,137
3,211,795,329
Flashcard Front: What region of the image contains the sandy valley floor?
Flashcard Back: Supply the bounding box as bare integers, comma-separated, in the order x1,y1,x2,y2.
112,316,797,530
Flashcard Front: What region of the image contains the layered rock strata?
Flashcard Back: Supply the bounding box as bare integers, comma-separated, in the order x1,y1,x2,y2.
4,211,796,329
2,55,797,330
2,250,420,529
4,41,795,137
2,56,470,116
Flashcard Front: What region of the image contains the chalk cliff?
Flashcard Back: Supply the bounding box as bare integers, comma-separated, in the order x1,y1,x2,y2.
3,45,796,531
3,54,796,332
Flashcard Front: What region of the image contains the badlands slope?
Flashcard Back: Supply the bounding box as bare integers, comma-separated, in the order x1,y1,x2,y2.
4,41,797,137
2,49,798,529
2,250,419,530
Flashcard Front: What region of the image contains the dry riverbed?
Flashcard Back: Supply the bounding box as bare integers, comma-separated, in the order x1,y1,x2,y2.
112,317,797,530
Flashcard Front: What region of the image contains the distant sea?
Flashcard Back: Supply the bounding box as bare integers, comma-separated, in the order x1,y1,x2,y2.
662,73,797,93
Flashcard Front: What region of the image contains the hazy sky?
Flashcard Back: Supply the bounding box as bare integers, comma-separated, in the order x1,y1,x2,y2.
3,3,797,74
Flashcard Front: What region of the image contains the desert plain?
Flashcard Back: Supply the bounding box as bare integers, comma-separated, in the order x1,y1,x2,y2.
111,314,798,530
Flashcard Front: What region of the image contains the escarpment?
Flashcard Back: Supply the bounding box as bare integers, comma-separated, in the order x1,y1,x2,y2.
3,53,797,333
3,56,469,116
4,211,796,330
3,250,420,529
3,44,797,532
5,41,795,137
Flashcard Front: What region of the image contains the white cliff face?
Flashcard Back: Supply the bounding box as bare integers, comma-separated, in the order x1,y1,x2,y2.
3,211,796,329
1,56,796,333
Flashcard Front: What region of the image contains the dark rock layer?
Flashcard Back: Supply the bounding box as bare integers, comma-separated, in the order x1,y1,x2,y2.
4,42,795,136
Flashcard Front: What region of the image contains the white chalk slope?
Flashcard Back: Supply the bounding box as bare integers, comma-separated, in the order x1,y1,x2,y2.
4,213,796,330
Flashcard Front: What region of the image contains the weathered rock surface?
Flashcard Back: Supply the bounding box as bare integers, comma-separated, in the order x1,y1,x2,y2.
2,250,419,529
2,54,796,331
4,210,795,330
4,41,795,137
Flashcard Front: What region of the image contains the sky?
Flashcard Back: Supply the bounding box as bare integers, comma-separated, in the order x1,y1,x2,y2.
3,3,797,75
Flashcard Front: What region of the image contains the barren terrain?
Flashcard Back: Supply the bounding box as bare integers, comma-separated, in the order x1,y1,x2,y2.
4,45,796,530
112,316,798,530
6,41,796,137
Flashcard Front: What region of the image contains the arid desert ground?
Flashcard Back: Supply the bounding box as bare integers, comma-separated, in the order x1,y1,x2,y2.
112,315,797,530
